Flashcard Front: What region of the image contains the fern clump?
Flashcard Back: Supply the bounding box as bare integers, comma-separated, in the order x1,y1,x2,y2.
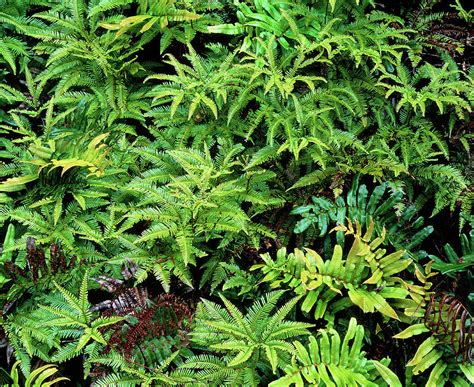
4,271,122,375
254,220,433,323
291,175,433,256
181,291,313,384
272,317,400,386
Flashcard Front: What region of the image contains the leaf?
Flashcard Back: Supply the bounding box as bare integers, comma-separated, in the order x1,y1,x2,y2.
289,168,338,190
119,15,151,27
1,223,15,262
459,364,474,384
49,158,94,176
227,346,254,367
373,361,402,386
72,193,86,210
348,288,399,320
208,24,245,35
393,324,429,339
170,90,185,118
424,360,447,387
294,217,314,234
201,94,218,119
0,174,38,192
176,231,193,266
407,336,438,368
413,349,443,375
301,291,318,313
25,363,69,387
188,94,202,120
363,268,383,285
53,198,62,226
265,345,279,372
140,16,159,33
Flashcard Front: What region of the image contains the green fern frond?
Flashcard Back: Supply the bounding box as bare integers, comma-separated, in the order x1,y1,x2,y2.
271,317,400,386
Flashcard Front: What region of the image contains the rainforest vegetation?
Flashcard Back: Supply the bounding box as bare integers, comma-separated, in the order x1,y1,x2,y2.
0,0,473,385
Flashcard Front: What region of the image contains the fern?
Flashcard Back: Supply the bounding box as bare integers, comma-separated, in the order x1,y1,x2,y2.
377,58,472,118
427,229,473,277
146,44,247,120
122,141,280,285
5,361,69,386
100,0,224,51
91,349,192,386
0,0,153,128
4,271,124,366
0,37,28,74
271,317,400,386
253,220,433,323
208,261,259,296
291,175,433,256
182,290,313,382
394,294,474,386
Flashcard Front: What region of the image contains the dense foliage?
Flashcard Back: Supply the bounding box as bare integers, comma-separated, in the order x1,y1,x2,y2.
0,0,472,385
